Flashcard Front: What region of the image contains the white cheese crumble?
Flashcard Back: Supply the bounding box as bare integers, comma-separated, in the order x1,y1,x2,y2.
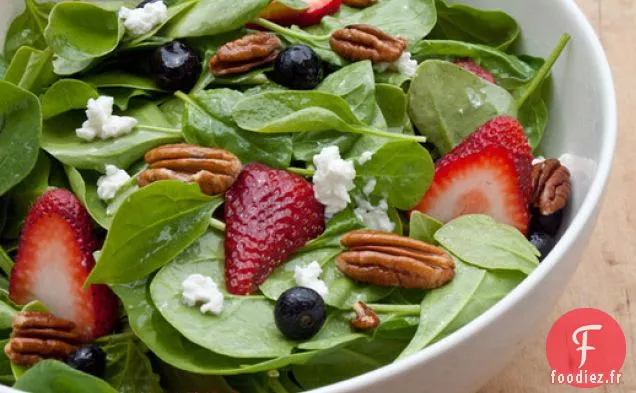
373,52,418,77
312,146,356,218
118,1,168,37
76,96,138,141
294,261,329,298
181,274,224,315
97,165,131,201
354,197,395,232
363,179,377,195
358,151,374,165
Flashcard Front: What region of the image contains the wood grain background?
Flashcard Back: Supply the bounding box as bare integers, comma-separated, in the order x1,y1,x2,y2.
479,0,635,391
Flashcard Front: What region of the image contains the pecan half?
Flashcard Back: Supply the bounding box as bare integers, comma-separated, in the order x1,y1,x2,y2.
343,0,376,8
330,24,408,63
5,311,85,367
350,301,380,330
138,144,242,195
209,32,281,76
531,159,571,215
336,230,455,289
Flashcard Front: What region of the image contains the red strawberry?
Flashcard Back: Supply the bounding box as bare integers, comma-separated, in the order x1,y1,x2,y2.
257,0,342,27
9,189,119,340
453,58,496,84
224,163,325,295
413,116,533,234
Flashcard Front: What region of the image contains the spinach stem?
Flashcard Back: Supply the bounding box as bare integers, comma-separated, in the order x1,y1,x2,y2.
286,167,315,176
366,304,421,315
515,34,571,108
138,124,182,134
353,126,428,142
94,331,135,345
268,377,290,393
209,217,226,232
253,18,331,41
174,90,197,107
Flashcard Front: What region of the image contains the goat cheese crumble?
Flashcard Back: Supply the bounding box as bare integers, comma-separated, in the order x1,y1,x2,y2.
312,146,356,218
119,1,168,37
97,165,131,202
354,197,395,232
181,274,224,315
76,96,138,141
363,179,377,196
373,52,418,77
294,261,329,298
358,151,374,165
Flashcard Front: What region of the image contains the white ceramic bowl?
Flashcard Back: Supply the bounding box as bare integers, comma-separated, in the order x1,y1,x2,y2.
0,0,616,392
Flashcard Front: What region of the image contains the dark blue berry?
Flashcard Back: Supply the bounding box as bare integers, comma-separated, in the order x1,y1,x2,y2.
150,41,201,92
66,344,106,377
270,45,324,90
530,208,563,236
529,231,557,261
275,287,325,340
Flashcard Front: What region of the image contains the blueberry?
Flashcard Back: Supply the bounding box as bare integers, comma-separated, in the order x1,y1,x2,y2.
137,0,161,7
270,45,324,90
530,208,563,236
66,344,106,377
529,231,557,261
274,287,326,340
150,41,201,92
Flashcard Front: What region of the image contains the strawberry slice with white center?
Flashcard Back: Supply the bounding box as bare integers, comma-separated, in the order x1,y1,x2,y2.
413,116,533,234
258,0,342,27
9,189,119,340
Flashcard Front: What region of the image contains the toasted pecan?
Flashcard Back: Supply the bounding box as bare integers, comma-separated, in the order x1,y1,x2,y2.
350,301,380,330
329,24,408,63
209,32,281,76
531,159,571,215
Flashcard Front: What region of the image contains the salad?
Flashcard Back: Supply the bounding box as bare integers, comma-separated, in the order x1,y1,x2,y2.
0,0,573,391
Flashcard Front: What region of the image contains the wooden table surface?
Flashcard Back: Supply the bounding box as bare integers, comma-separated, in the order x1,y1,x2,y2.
479,0,635,391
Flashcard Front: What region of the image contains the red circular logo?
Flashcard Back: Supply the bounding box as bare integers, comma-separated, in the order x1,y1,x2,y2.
546,308,626,388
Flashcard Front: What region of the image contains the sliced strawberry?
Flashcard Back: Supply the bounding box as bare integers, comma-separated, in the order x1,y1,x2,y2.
10,189,119,340
414,145,530,233
224,163,325,295
453,58,496,84
257,0,342,27
446,116,534,202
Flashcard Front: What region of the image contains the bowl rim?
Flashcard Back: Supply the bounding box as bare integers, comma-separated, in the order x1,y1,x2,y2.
309,0,618,392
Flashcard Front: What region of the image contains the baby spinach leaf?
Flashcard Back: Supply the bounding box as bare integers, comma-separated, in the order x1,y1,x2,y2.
374,83,409,134
65,165,141,229
41,102,182,172
434,215,540,274
82,71,163,92
297,312,364,350
429,0,519,51
45,2,124,63
159,96,184,127
13,360,118,393
398,258,523,358
303,209,362,251
40,79,99,119
3,46,56,94
407,60,517,154
354,141,434,210
180,89,293,168
292,131,360,162
0,247,14,278
161,0,271,38
233,91,426,142
312,0,437,43
3,0,54,60
86,182,222,285
151,258,296,358
102,340,162,393
292,336,409,390
0,339,14,385
375,71,411,87
410,39,536,90
102,87,151,111
409,211,442,244
0,81,42,197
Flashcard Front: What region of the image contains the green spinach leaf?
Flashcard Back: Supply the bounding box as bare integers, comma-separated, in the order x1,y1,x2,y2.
13,360,118,393
434,215,540,274
40,79,99,119
86,182,221,285
3,0,54,60
354,141,434,210
162,0,270,38
3,46,56,94
102,87,151,111
409,211,442,244
103,340,163,393
82,71,163,92
0,246,14,278
179,89,293,168
0,81,42,197
0,339,14,385
429,0,519,51
407,60,516,154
